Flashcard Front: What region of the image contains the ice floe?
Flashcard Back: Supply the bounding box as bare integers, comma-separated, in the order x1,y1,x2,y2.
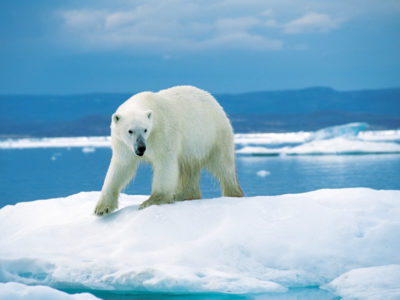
1,123,400,156
0,188,399,298
236,123,400,155
0,282,99,300
0,136,111,149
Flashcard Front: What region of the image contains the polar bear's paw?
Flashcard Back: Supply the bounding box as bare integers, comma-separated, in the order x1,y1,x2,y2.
138,194,175,210
138,200,154,210
94,198,118,216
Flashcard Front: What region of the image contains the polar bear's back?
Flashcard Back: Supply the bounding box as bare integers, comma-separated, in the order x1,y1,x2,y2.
157,86,233,159
157,85,231,130
157,86,223,112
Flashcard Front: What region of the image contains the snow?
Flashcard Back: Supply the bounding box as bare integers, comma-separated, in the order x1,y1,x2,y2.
1,188,400,298
0,282,99,300
322,265,400,300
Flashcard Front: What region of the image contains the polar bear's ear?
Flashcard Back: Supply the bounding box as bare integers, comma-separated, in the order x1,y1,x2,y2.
113,114,121,123
146,110,152,120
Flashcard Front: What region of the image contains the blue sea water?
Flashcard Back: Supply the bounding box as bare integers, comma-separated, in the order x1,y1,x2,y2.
78,287,339,300
1,148,400,207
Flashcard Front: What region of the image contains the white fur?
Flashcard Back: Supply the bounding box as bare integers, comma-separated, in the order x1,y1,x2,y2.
95,86,243,215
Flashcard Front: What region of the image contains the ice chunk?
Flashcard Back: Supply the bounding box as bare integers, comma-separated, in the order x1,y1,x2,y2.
82,147,96,153
0,282,99,300
1,188,400,297
256,170,270,177
236,136,400,155
322,265,400,300
310,122,368,140
285,137,400,155
235,123,400,155
235,132,312,145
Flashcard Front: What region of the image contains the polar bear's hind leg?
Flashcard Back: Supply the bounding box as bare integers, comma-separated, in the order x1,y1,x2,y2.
207,145,244,198
176,160,202,201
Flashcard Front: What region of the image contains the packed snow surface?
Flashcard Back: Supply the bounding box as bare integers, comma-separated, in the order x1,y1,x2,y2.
1,188,399,299
1,123,400,155
0,282,99,300
322,265,400,300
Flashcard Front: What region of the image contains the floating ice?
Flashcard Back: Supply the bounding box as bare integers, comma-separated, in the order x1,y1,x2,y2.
1,123,400,156
0,282,99,300
82,147,96,153
235,132,312,145
237,137,400,155
256,170,270,177
359,129,400,142
0,136,111,149
310,122,368,140
1,188,399,298
236,123,400,155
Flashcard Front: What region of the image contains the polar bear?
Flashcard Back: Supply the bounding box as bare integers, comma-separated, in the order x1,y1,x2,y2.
94,85,243,215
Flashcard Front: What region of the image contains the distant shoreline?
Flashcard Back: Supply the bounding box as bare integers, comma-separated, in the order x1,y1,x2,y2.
1,87,399,137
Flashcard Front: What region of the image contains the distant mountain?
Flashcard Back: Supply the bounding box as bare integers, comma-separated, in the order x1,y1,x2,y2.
217,87,400,115
0,87,399,137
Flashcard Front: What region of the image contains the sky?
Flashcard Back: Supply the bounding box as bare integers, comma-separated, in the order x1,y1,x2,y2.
0,0,399,94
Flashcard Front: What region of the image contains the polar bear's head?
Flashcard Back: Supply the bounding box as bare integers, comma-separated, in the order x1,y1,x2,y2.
111,109,153,157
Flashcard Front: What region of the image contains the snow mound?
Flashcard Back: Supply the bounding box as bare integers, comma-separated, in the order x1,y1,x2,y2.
0,282,99,300
1,189,400,298
322,265,400,300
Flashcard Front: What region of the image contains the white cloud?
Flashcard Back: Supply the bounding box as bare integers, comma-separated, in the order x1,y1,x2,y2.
58,2,283,53
57,0,375,53
283,12,341,34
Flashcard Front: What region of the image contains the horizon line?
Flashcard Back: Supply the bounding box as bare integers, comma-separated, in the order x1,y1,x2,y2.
0,85,399,97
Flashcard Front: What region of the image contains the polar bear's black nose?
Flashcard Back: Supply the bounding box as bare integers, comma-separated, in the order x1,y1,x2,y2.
135,145,146,156
138,145,146,153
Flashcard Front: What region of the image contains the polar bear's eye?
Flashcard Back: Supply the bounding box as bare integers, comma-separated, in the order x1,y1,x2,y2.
144,129,147,133
128,130,133,134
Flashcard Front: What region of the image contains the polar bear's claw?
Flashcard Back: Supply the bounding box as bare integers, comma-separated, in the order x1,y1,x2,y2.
94,202,116,216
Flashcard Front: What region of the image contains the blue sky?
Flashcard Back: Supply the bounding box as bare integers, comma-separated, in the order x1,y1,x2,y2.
1,0,399,94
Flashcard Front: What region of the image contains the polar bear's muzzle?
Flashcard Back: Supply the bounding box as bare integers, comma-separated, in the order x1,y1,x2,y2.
134,136,146,157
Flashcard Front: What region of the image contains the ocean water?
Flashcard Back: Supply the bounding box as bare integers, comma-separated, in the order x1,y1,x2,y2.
81,288,338,300
1,148,400,207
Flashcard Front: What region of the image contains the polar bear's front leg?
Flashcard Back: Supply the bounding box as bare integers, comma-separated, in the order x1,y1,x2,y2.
139,158,179,209
95,156,138,216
